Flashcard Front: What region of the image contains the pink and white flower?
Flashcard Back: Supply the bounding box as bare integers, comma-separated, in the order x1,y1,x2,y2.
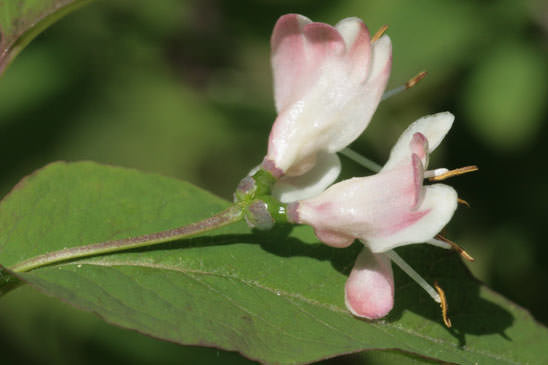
287,112,460,319
262,14,392,201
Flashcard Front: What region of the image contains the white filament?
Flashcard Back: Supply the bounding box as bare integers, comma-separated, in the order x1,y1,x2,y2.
340,147,381,173
424,168,449,178
427,237,452,250
381,85,405,101
385,250,441,303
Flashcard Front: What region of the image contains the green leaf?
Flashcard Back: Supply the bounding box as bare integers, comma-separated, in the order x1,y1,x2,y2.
0,162,547,364
0,265,22,295
0,0,92,75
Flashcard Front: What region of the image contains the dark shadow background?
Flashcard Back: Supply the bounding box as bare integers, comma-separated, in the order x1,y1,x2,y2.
0,0,547,363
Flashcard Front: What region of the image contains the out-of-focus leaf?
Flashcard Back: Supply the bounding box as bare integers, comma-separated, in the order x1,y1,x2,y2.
0,44,71,123
462,42,548,150
0,162,547,364
52,69,264,198
0,0,92,75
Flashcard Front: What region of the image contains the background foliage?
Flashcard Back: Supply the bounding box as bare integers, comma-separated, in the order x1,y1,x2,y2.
0,0,547,363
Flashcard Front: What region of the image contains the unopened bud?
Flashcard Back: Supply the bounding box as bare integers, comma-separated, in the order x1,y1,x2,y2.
245,200,275,230
234,176,257,203
234,168,277,203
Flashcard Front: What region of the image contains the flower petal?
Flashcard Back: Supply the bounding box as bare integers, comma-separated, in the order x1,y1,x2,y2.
366,183,458,253
411,153,425,209
271,14,312,112
383,112,454,171
324,35,392,153
302,22,346,62
345,250,394,319
296,156,457,253
314,228,354,248
272,152,341,203
366,35,392,84
267,15,390,175
409,132,429,162
297,160,417,231
335,17,371,80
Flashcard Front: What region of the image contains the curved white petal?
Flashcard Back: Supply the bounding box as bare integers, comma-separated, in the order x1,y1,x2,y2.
367,183,458,253
271,14,312,112
335,17,371,79
335,17,364,48
366,35,392,83
323,35,391,154
272,152,341,203
345,249,394,319
383,112,454,171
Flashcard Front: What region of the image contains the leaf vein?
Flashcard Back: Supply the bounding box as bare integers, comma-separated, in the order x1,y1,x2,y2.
67,259,521,363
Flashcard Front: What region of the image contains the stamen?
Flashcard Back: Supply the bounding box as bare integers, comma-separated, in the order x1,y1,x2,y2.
385,250,441,303
406,71,428,89
424,168,449,179
371,25,389,43
428,165,478,182
340,148,381,173
434,281,452,328
457,197,471,208
381,71,428,101
381,86,405,101
426,237,452,250
435,234,475,262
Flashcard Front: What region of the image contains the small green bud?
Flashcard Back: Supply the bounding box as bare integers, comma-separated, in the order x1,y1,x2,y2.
259,196,288,224
234,176,257,202
252,169,277,196
234,168,277,203
244,199,275,230
243,196,288,230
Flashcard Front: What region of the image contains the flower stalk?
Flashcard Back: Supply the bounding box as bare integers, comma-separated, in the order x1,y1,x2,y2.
10,165,290,274
10,204,245,273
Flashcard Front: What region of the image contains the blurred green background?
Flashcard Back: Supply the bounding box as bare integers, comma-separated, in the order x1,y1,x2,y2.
1,0,547,363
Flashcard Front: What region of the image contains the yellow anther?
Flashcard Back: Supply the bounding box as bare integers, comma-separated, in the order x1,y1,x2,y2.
428,165,479,182
436,234,475,262
434,281,452,328
457,198,471,208
406,71,427,89
371,25,389,43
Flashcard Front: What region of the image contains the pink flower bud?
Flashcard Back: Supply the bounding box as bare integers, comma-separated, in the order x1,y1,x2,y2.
345,249,394,319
